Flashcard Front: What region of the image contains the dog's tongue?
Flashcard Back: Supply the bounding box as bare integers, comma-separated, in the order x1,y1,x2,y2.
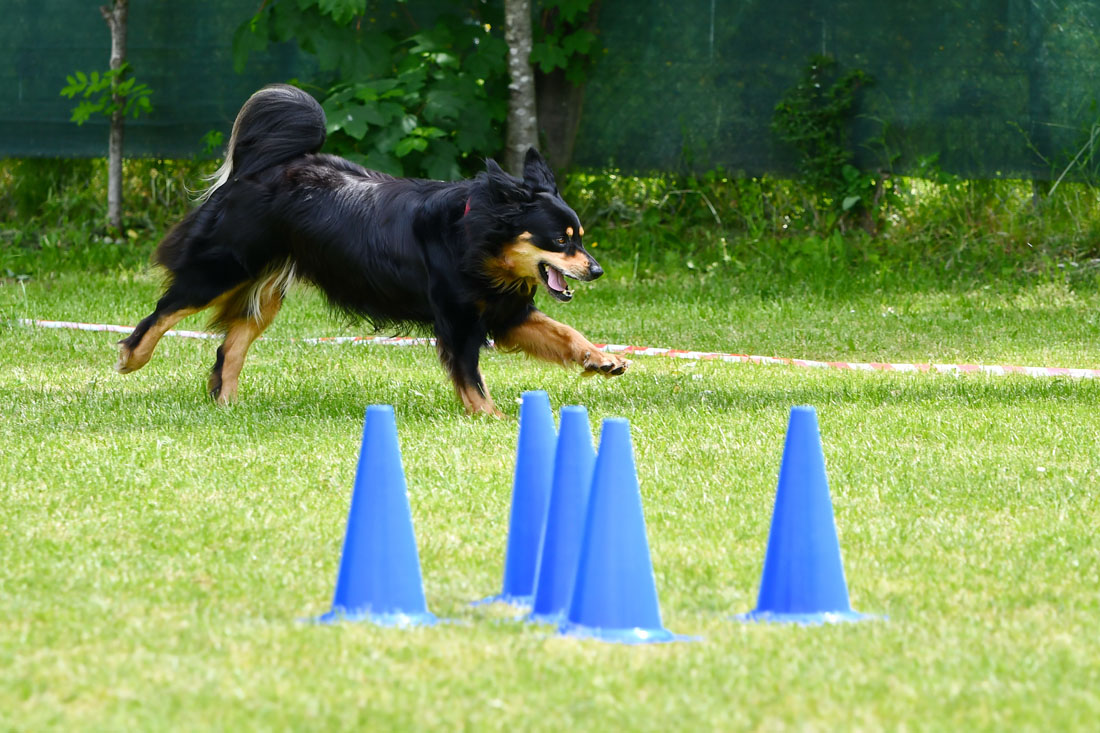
546,267,567,292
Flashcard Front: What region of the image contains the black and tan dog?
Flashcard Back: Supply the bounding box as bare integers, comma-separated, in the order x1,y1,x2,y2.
117,84,628,416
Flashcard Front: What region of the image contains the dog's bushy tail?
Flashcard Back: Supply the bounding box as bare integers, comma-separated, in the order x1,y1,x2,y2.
155,85,324,275
196,84,326,202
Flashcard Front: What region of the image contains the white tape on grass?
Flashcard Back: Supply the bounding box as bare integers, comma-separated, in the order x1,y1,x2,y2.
19,318,1100,380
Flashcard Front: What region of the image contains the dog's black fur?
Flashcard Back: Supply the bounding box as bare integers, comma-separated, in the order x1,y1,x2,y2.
117,84,628,415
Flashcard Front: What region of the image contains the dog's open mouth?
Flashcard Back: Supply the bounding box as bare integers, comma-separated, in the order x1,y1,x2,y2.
539,263,575,302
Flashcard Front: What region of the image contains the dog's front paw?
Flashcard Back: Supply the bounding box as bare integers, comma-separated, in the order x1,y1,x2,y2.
581,350,630,378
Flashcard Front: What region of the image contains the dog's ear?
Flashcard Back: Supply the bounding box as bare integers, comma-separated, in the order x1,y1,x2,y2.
522,148,558,195
484,158,529,204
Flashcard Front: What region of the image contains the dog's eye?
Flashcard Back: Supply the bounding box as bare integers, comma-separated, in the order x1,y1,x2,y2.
557,236,567,244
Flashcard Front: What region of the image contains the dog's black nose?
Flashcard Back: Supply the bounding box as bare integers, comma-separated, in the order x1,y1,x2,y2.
588,260,604,280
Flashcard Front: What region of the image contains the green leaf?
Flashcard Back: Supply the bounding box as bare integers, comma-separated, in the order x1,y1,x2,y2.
371,123,407,156
530,42,569,73
60,76,82,98
316,0,365,25
411,126,446,140
454,113,498,154
842,195,861,211
332,100,405,130
422,89,464,124
352,79,401,103
552,0,595,24
330,106,369,140
561,29,597,56
429,52,459,69
396,64,429,94
70,99,105,126
421,140,461,181
200,129,224,156
565,65,588,85
231,15,269,74
466,35,508,79
394,135,428,158
312,33,349,71
409,25,454,55
131,96,154,118
362,150,403,176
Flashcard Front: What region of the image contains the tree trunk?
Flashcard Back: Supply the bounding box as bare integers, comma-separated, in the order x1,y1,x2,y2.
503,0,538,176
100,0,128,232
535,1,600,172
535,68,585,173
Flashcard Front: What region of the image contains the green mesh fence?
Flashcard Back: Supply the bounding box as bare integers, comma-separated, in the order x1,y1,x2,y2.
4,0,1100,178
573,0,1100,178
0,0,303,158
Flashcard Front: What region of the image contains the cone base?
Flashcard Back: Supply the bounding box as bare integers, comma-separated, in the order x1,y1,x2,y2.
311,607,439,628
736,608,878,626
470,592,533,609
558,621,699,645
526,610,565,626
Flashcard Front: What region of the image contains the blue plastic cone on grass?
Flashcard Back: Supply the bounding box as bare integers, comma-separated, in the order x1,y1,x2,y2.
475,390,556,607
314,405,436,627
738,405,872,625
528,406,597,624
559,418,695,643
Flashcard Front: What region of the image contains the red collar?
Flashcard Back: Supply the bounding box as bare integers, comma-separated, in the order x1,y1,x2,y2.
463,198,471,217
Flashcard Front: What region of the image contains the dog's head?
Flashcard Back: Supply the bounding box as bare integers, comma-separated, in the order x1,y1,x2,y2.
475,149,602,303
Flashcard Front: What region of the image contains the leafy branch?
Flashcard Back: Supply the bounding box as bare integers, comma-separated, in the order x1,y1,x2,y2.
234,1,509,180
531,0,599,84
60,62,153,126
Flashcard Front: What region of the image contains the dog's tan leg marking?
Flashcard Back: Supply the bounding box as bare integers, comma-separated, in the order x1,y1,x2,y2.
209,292,283,405
496,310,630,377
453,376,504,418
118,288,247,374
117,307,201,374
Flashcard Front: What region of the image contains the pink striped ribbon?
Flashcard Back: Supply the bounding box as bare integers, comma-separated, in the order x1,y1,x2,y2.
19,318,1100,379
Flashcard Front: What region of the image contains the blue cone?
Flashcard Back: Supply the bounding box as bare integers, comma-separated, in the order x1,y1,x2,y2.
528,406,597,625
559,418,695,644
738,406,873,625
475,390,557,607
314,405,436,627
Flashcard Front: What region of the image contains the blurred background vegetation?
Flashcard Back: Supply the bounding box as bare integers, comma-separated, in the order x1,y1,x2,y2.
2,0,1100,291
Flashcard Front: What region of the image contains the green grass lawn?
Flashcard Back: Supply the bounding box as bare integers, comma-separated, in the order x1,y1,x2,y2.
2,264,1099,729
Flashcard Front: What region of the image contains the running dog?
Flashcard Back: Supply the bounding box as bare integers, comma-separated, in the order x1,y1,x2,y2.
117,84,628,416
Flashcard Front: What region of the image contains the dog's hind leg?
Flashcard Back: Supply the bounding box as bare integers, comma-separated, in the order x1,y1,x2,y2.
117,304,200,374
207,275,286,405
117,282,243,374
